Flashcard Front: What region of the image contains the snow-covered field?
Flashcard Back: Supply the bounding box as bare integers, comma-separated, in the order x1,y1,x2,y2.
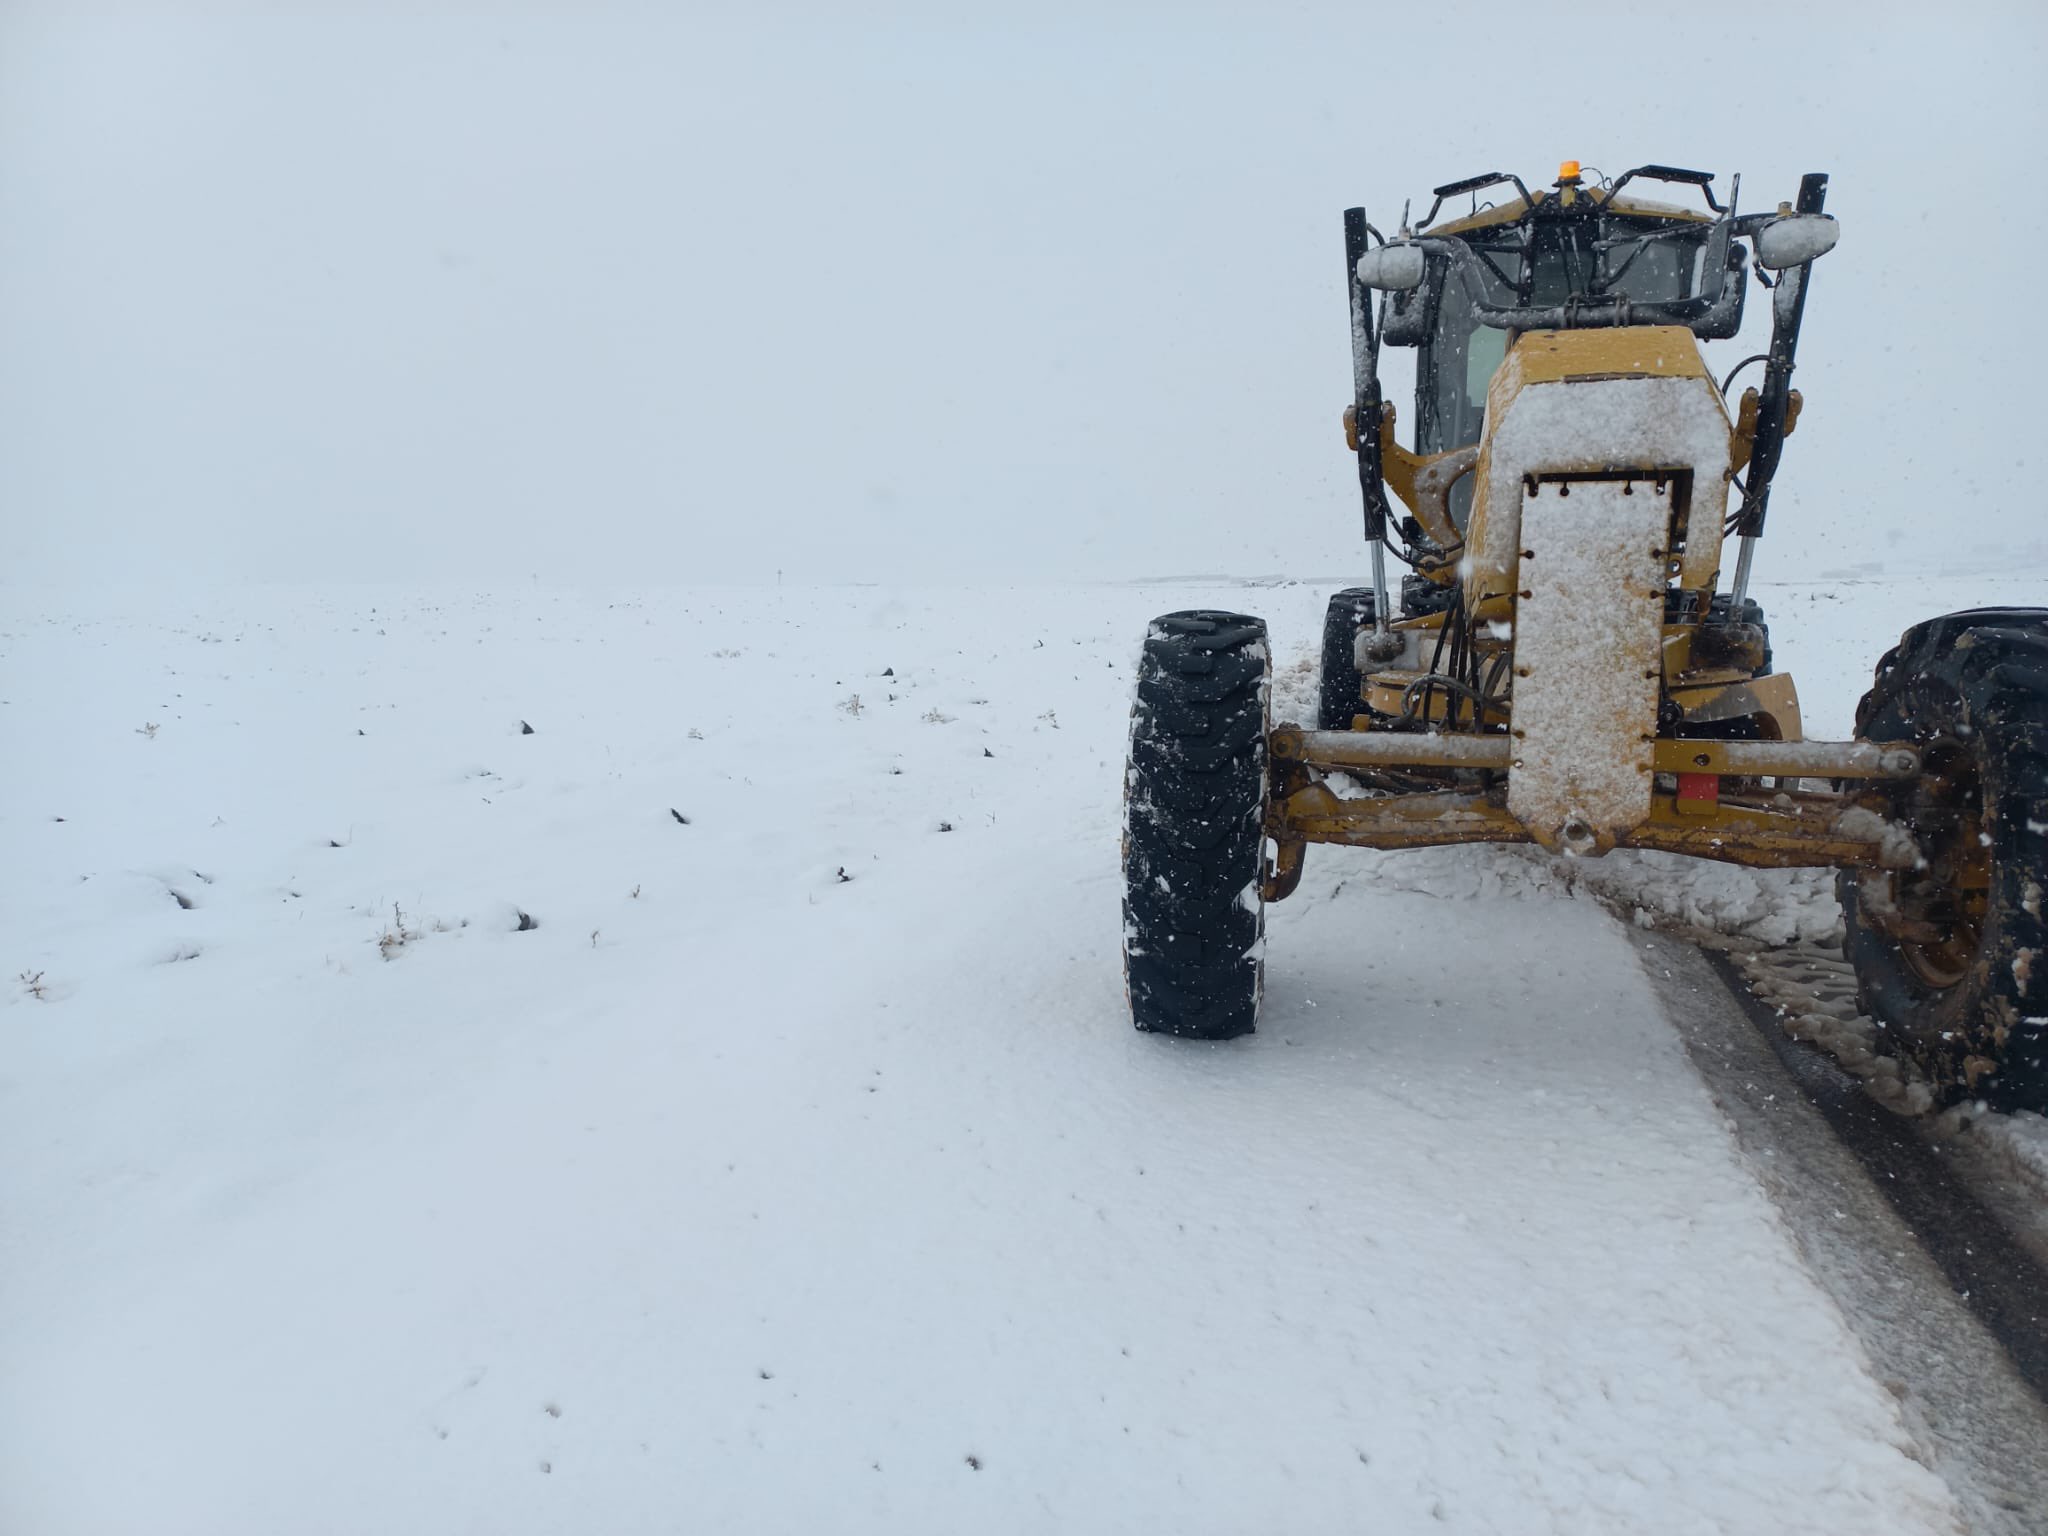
1,574,2038,1533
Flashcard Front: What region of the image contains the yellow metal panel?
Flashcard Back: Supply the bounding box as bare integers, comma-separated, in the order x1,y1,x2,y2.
1497,327,1711,390
1667,672,1805,741
1466,332,1734,615
1507,477,1668,852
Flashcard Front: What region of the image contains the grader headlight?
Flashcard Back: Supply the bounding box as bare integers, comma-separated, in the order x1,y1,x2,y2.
1754,212,1839,270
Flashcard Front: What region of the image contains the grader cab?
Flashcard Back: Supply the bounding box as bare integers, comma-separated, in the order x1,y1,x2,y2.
1121,164,2048,1112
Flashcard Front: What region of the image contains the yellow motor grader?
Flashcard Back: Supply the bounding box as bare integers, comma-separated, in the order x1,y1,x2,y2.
1122,163,2048,1111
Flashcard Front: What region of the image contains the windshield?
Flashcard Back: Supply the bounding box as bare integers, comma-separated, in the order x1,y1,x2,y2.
1416,214,1709,528
1420,245,1515,467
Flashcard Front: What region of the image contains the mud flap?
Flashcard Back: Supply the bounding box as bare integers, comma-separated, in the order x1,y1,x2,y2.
1507,477,1670,854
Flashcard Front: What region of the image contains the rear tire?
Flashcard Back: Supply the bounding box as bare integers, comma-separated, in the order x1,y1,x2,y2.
1318,588,1376,731
1400,572,1458,620
1838,608,2048,1111
1706,592,1774,675
1123,611,1269,1040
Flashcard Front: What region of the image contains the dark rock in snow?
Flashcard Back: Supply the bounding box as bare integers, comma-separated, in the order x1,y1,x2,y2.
520,721,535,735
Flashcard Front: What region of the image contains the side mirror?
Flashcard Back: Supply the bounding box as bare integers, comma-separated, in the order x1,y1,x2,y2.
1754,213,1839,270
1357,243,1426,292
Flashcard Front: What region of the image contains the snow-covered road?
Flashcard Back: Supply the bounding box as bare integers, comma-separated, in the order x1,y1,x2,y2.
2,578,2038,1533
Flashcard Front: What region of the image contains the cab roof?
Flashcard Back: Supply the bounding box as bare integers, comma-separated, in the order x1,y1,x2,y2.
1429,190,1712,240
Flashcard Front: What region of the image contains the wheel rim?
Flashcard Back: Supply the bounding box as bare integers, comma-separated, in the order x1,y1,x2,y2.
1880,735,1991,992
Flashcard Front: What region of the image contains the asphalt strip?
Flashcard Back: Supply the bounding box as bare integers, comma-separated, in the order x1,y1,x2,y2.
1633,930,2048,1535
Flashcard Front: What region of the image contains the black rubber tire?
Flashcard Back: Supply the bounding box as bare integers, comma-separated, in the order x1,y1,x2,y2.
1706,592,1774,675
1318,588,1376,731
1123,611,1269,1040
1838,608,2048,1111
1400,572,1458,620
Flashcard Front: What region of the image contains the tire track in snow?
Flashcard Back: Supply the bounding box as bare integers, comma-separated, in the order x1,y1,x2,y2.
1639,932,2048,1534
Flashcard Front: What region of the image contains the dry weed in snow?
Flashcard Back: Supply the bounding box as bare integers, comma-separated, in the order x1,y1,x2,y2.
376,904,420,960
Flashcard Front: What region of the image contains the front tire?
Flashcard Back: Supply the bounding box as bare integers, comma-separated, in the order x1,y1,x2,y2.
1122,611,1269,1039
1839,608,2048,1110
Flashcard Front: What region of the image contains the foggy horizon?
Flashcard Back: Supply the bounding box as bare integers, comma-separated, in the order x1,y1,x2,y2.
4,1,2043,589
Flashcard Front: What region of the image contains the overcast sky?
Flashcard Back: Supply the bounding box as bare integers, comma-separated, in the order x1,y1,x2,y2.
2,1,2042,587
